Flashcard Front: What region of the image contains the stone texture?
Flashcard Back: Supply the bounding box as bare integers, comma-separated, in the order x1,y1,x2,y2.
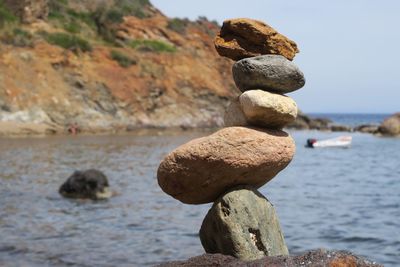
157,249,383,267
378,113,400,136
199,187,288,260
157,127,295,204
239,90,297,129
224,98,248,127
59,169,112,200
214,18,299,61
232,55,305,93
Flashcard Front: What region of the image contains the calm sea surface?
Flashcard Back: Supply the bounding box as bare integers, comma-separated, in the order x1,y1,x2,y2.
309,113,391,127
0,123,399,266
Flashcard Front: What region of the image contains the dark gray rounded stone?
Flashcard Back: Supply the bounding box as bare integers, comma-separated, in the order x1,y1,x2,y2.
232,55,305,93
59,169,112,200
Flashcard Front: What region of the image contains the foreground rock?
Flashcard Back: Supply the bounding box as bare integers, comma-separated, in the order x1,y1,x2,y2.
215,18,299,61
378,113,400,136
239,90,297,129
157,127,295,204
157,249,382,267
200,187,288,260
232,55,305,93
59,169,112,200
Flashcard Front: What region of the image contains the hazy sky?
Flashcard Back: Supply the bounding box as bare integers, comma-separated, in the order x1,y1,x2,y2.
151,0,400,113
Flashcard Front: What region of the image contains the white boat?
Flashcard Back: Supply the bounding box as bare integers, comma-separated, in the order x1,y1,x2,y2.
306,136,352,148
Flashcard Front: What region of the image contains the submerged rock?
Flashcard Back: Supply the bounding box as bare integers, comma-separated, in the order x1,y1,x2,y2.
215,18,299,61
59,169,112,200
378,113,400,136
232,55,305,93
157,249,383,267
157,127,295,204
199,187,288,260
239,90,297,129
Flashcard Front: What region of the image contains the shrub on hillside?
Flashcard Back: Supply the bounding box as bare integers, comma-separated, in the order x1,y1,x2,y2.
167,18,189,34
129,39,176,53
110,50,136,68
0,0,17,28
43,32,92,52
0,28,33,47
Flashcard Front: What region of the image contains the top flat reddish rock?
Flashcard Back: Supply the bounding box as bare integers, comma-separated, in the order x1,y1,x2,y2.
215,18,299,61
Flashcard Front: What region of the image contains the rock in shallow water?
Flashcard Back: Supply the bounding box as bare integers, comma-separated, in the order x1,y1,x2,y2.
239,90,297,129
157,127,295,204
214,18,299,61
157,249,383,267
232,55,305,93
59,169,112,200
199,187,288,260
378,112,400,136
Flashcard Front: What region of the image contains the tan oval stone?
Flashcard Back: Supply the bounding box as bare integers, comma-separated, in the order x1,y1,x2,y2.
157,127,295,204
214,18,299,61
239,90,298,129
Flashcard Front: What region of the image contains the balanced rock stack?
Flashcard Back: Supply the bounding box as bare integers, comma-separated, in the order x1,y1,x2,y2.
157,18,305,261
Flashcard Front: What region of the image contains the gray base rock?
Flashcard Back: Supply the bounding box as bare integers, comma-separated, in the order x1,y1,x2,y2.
199,187,288,260
232,55,305,93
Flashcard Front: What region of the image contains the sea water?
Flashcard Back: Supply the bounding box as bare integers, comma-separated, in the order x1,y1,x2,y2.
0,128,399,266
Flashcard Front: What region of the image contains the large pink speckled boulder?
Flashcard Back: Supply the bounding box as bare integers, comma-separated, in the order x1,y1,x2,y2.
157,127,295,204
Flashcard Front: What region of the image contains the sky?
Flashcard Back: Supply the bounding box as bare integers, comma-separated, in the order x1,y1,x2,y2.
151,0,400,114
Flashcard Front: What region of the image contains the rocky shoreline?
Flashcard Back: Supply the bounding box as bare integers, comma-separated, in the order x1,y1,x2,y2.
287,112,400,136
1,112,398,138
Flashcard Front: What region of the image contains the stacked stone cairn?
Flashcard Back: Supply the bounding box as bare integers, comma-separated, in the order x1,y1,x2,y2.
157,18,305,261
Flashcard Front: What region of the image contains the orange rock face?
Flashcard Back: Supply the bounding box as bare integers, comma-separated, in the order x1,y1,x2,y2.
0,7,237,134
215,18,299,61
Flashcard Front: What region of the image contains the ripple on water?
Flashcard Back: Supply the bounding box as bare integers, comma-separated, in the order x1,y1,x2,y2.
0,131,399,266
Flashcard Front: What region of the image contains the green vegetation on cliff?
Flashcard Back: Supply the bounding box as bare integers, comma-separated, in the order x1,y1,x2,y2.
110,50,136,67
43,32,92,52
129,39,177,53
46,0,153,45
0,0,17,27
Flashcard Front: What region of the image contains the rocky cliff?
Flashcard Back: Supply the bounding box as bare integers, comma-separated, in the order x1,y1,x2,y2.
0,0,237,135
